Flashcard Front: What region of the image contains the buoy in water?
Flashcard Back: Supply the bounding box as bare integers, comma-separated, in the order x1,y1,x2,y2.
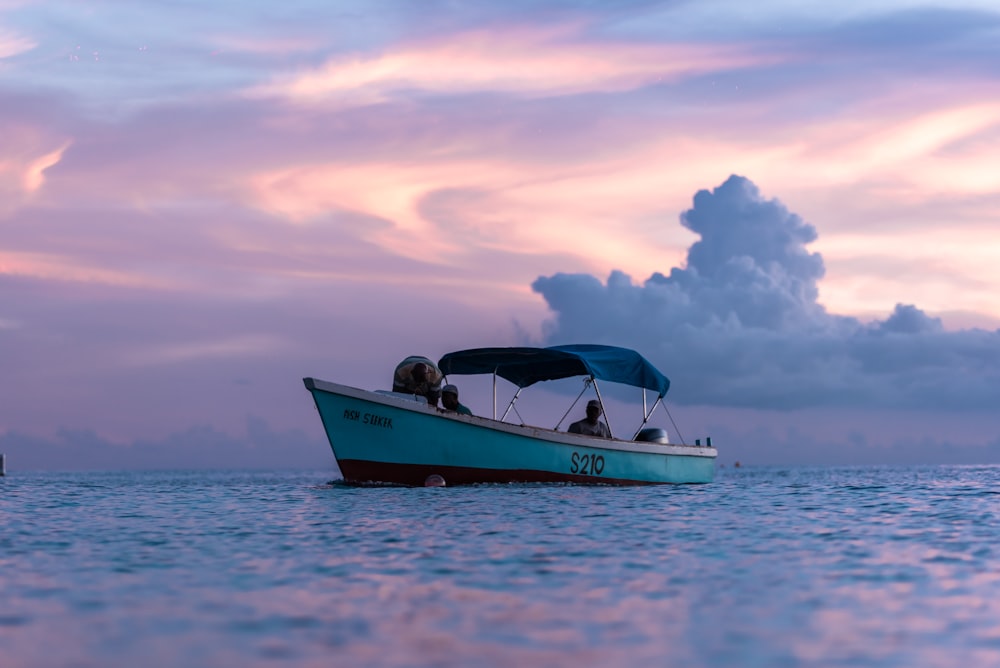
424,474,446,487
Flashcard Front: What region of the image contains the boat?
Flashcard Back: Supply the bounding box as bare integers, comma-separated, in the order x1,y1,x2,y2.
303,344,717,486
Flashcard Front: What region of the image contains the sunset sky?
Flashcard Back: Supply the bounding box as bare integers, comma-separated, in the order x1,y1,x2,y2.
3,0,999,470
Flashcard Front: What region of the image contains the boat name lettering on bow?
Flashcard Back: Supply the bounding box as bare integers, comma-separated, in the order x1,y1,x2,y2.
570,452,605,476
362,412,393,429
341,409,392,429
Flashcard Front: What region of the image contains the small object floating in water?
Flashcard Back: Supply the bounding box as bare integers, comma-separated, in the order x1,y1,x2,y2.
424,474,446,487
0,452,5,476
734,461,741,468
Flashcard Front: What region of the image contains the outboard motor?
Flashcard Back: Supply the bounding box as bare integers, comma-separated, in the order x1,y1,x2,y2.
635,427,669,444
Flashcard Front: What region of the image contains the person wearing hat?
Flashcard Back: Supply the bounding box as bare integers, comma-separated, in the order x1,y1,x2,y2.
567,399,611,438
440,384,472,415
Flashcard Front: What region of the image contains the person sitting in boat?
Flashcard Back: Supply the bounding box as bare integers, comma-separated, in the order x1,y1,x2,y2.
568,399,611,438
440,384,472,416
392,356,443,406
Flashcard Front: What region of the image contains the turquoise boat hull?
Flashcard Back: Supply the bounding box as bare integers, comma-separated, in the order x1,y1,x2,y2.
305,378,716,486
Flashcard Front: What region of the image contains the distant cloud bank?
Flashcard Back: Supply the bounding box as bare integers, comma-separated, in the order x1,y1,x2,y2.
0,418,333,472
533,175,1000,411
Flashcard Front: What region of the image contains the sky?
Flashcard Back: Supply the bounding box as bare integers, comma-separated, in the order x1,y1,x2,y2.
2,0,1000,471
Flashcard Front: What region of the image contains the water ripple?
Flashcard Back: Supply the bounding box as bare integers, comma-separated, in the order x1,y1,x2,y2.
1,465,999,666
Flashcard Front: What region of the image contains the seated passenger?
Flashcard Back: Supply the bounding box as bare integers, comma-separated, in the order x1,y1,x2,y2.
392,356,443,407
440,384,472,415
568,399,611,438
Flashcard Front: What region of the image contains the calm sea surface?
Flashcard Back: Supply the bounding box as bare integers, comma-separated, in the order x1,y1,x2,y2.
2,465,999,667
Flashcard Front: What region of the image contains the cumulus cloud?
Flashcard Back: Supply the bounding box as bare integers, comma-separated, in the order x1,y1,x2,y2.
532,175,1000,411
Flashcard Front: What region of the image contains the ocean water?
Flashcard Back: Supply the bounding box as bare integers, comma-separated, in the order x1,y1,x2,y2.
1,465,999,668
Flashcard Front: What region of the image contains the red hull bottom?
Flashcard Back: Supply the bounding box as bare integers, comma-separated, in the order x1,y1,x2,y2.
337,458,668,487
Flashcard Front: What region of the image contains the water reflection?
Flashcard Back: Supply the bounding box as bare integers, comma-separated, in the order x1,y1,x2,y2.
1,467,999,666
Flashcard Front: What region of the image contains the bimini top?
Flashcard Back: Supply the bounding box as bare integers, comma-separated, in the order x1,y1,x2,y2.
438,344,670,398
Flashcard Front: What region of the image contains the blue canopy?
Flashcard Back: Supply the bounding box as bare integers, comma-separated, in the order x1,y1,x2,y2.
438,344,670,398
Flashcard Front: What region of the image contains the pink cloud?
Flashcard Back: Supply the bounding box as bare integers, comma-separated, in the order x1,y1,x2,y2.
7,71,1000,330
786,100,1000,194
22,141,71,192
0,249,172,287
117,333,288,367
249,25,775,104
0,124,71,209
0,28,34,58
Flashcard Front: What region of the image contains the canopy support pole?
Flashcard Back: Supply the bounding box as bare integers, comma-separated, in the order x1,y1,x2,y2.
500,388,523,423
662,401,685,445
644,396,661,424
592,380,612,439
633,395,663,439
555,379,591,431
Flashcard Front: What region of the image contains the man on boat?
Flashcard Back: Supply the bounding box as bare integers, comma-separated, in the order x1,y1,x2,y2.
392,356,443,406
440,384,472,415
568,399,611,438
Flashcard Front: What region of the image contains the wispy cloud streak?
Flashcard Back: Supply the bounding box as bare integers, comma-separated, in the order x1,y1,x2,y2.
251,24,773,104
